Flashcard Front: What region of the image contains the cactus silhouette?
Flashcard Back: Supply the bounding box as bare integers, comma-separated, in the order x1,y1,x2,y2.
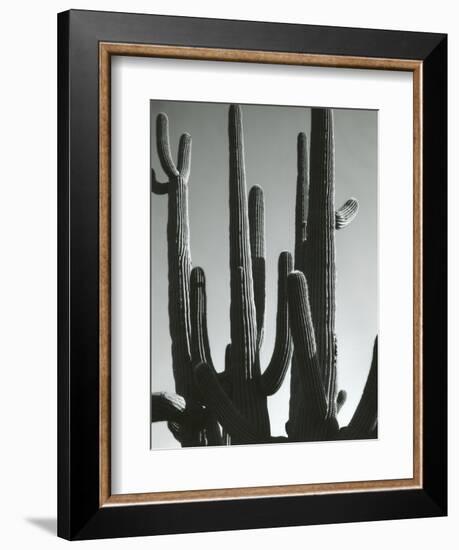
150,114,221,446
287,108,376,441
151,104,377,446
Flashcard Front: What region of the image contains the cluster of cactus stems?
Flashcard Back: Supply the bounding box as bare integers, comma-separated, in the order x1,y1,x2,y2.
151,104,377,447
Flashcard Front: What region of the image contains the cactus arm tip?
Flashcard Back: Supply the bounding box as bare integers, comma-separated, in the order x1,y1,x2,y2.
156,112,180,178
177,132,192,181
297,131,308,175
190,266,214,370
335,198,359,229
295,132,309,269
249,184,266,346
151,391,187,423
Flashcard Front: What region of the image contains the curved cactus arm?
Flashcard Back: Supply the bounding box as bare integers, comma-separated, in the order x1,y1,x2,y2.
190,267,214,370
152,392,223,446
177,133,192,181
325,333,338,418
335,198,359,229
260,251,294,396
249,185,266,348
151,392,188,423
194,362,261,443
295,132,309,269
189,266,224,443
156,113,180,178
288,272,327,422
343,337,378,439
151,168,169,195
151,392,208,434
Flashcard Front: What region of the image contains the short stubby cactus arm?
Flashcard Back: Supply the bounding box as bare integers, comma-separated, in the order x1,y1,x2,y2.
336,389,347,414
260,251,293,396
335,198,359,229
342,337,378,439
249,185,266,349
152,113,192,191
194,362,261,443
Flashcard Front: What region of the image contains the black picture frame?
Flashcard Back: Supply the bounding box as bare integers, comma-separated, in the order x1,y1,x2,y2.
58,9,447,540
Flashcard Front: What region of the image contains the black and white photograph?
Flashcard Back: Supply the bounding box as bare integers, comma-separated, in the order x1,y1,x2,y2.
150,101,378,449
0,0,452,547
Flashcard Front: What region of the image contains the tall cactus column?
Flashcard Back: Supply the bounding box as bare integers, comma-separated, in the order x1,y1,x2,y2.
304,109,336,394
194,105,293,445
287,107,375,442
151,113,220,446
227,105,270,442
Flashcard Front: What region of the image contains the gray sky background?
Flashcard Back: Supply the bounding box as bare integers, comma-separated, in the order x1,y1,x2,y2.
150,101,378,450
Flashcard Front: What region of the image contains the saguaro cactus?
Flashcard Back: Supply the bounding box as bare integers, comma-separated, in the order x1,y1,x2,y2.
151,106,293,445
151,114,221,446
287,108,377,441
194,105,293,444
151,104,377,446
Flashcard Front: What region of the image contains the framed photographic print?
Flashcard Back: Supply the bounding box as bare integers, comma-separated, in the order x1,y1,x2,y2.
57,9,447,540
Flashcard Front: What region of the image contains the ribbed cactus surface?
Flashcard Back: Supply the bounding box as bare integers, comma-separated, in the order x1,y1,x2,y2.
287,107,376,442
151,103,377,446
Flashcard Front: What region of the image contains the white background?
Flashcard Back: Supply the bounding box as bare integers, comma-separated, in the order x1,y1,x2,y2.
111,58,413,494
0,1,455,548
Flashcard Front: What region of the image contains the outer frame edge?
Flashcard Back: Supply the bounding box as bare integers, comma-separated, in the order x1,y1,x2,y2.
57,9,71,541
58,9,448,540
